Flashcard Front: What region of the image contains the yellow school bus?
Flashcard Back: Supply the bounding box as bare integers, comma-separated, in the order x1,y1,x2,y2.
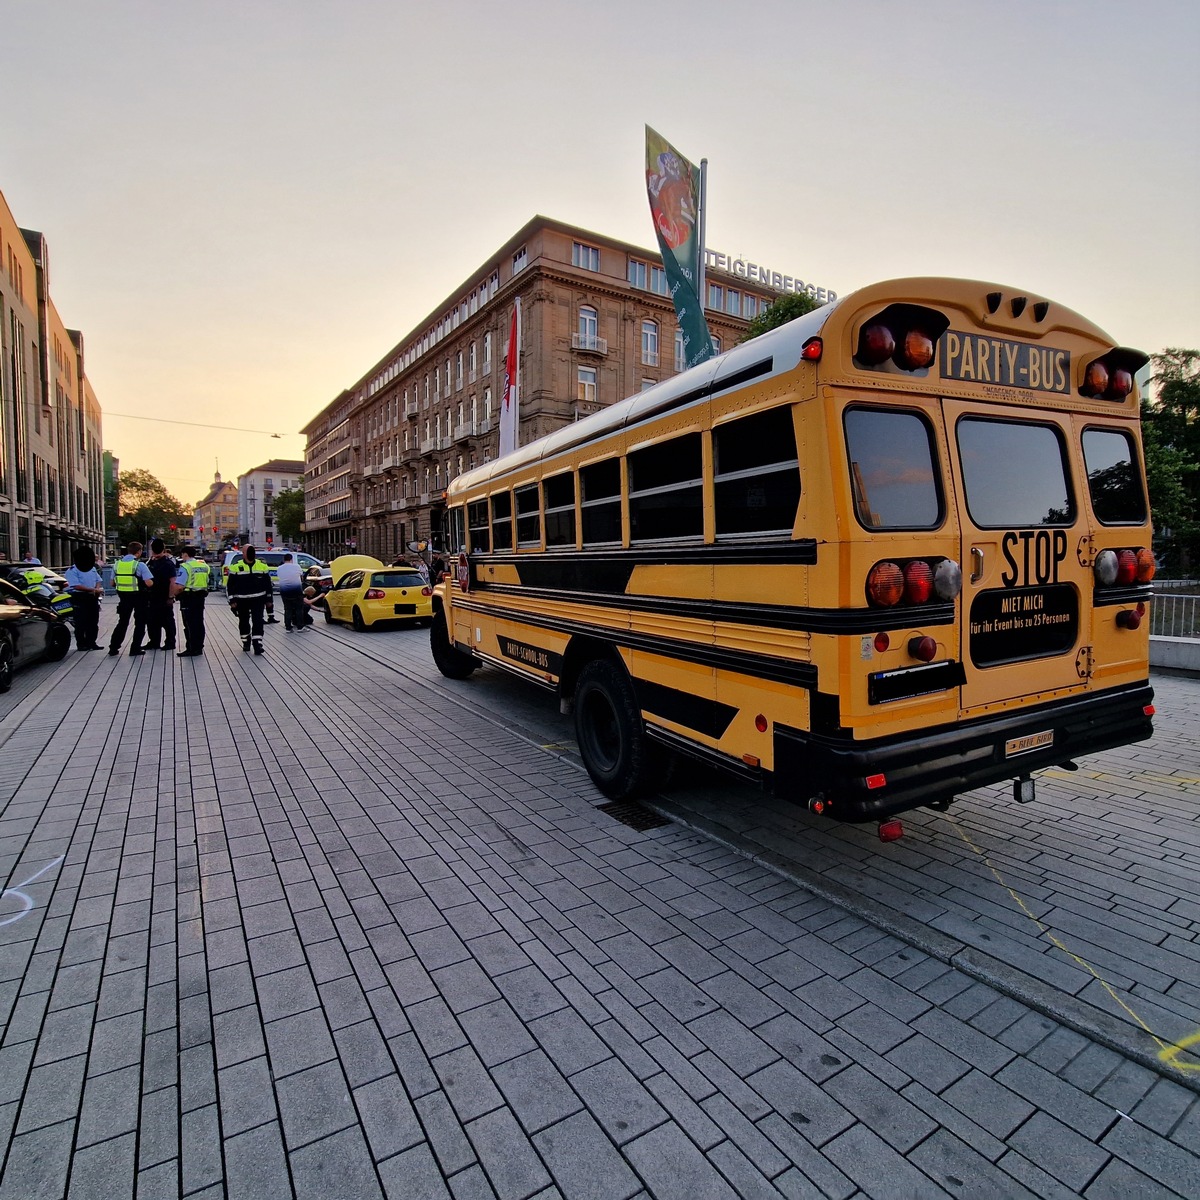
431,278,1155,826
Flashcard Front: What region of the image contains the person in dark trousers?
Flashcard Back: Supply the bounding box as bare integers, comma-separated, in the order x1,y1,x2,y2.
173,548,211,656
144,538,178,650
274,553,308,631
226,544,272,654
64,546,104,650
108,541,154,656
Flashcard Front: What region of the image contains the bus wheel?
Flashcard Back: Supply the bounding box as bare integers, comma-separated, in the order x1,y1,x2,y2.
575,658,653,800
430,613,477,680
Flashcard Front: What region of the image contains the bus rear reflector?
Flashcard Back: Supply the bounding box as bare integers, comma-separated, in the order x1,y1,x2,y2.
1144,705,1156,716
754,714,768,732
873,631,890,653
865,773,887,790
878,819,904,842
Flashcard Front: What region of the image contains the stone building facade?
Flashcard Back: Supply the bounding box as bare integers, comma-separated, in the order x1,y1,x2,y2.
302,216,786,562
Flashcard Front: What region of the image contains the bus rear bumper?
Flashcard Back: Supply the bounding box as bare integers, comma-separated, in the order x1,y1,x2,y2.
772,682,1155,822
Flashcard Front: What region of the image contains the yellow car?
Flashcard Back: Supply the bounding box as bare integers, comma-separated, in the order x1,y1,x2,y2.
324,563,433,630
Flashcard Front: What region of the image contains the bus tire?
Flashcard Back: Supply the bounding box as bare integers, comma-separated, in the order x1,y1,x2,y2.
575,658,653,800
431,613,477,680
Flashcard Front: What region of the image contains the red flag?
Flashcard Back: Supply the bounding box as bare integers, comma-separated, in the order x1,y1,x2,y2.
499,297,521,457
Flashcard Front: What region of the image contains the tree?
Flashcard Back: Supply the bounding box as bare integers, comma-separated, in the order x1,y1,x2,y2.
273,486,305,544
1143,350,1200,573
740,292,822,342
112,469,191,548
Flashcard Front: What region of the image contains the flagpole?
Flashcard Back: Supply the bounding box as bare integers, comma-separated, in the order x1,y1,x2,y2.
514,295,522,448
697,158,708,322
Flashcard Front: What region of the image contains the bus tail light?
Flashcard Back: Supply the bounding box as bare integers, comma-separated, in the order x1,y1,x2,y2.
1094,549,1118,586
1116,609,1142,630
1079,348,1148,400
866,562,904,607
1095,547,1154,587
1135,548,1156,582
903,561,933,605
908,636,938,662
1115,549,1137,585
1081,360,1109,399
854,304,950,373
1144,704,1156,717
801,337,823,361
934,559,963,601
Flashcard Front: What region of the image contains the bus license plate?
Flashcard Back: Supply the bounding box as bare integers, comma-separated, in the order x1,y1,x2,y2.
1005,730,1053,758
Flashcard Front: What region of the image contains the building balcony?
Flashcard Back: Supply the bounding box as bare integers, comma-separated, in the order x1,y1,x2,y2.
476,418,494,435
419,492,431,505
641,350,660,367
419,438,435,455
435,435,453,451
405,400,419,418
454,421,475,441
572,333,608,355
391,497,409,512
468,369,477,384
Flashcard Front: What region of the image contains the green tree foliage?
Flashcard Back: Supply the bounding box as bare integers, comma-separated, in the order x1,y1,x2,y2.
740,291,822,342
273,486,305,543
1143,349,1200,573
112,469,191,548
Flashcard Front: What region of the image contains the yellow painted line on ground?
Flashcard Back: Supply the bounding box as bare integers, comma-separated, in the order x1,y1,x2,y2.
944,813,1200,1073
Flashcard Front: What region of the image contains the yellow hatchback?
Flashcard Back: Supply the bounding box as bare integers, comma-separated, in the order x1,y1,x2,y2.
324,565,433,631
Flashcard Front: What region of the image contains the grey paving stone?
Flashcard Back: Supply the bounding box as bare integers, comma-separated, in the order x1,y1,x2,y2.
699,1094,789,1178
181,1102,224,1194
1009,1110,1111,1192
266,1006,337,1078
1084,1154,1187,1199
213,1003,267,1069
75,1061,140,1147
753,1013,847,1084
1101,1113,1200,1197
827,1121,953,1198
491,1049,583,1136
457,998,537,1068
570,1057,668,1145
224,1121,294,1200
15,1054,86,1133
218,1054,278,1137
276,1059,356,1150
532,1110,642,1200
744,1060,854,1148
376,1143,452,1200
825,1063,937,1152
624,1120,739,1199
415,1090,477,1176
291,1126,384,1200
431,1044,505,1123
465,1106,552,1200
644,1072,724,1151
997,1056,1114,1138
914,1008,1017,1076
0,1119,74,1200
138,1086,179,1170
909,1128,1039,1200
66,1129,137,1199
528,1008,611,1077
354,1074,424,1161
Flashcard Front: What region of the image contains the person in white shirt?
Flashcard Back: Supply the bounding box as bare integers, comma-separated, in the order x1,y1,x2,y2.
275,554,308,631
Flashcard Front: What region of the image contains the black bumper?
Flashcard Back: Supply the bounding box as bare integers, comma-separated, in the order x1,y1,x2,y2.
773,682,1155,821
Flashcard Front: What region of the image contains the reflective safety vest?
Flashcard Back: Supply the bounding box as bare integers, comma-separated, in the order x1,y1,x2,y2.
18,569,43,593
114,559,141,592
182,559,211,591
229,560,269,575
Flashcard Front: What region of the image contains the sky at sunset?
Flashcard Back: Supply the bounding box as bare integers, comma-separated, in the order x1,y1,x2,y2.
3,0,1197,508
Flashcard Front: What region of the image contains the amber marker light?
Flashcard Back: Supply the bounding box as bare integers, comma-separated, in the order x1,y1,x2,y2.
895,329,934,370
866,562,904,607
1135,548,1156,582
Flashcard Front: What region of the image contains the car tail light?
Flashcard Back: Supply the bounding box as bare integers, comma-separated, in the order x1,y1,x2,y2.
364,588,386,600
903,561,933,605
421,587,432,597
1115,549,1137,586
866,562,904,607
1135,548,1155,582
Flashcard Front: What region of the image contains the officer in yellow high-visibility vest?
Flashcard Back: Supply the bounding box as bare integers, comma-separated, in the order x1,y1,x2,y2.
107,542,154,656
226,545,273,655
173,548,211,657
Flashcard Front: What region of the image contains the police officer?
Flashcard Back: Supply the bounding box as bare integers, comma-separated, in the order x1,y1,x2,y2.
64,546,104,650
108,541,154,656
174,548,211,657
226,545,272,655
144,538,178,651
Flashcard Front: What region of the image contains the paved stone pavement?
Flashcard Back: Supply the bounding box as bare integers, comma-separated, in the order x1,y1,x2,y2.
0,609,1197,1198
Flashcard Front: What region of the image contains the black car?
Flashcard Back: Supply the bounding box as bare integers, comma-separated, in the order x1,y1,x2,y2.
0,578,71,692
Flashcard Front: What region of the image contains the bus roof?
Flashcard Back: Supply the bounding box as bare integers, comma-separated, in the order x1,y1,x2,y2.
449,276,1139,498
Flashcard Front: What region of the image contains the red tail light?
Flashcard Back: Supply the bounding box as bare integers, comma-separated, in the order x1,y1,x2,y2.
1135,548,1155,582
801,337,823,361
1109,369,1133,398
364,588,386,599
908,636,938,662
1115,550,1137,586
1081,360,1109,399
857,323,895,366
866,562,904,607
854,304,950,373
903,561,934,605
421,587,432,597
878,819,904,842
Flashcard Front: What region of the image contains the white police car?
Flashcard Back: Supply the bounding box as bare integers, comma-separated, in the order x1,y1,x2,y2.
220,550,323,589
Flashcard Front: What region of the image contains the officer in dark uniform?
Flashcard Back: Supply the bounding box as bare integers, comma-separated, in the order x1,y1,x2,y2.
144,538,178,650
226,545,272,655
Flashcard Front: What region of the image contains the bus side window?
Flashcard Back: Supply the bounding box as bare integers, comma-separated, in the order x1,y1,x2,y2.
516,484,541,546
713,406,801,536
581,459,622,545
491,491,514,551
544,472,576,547
468,499,490,552
1081,428,1147,525
628,432,703,543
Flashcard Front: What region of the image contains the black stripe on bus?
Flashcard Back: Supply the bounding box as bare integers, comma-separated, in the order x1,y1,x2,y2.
1094,583,1154,608
472,581,955,635
634,678,739,740
455,599,819,689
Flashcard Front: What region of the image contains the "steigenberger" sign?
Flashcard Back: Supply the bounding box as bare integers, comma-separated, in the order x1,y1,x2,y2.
705,249,837,303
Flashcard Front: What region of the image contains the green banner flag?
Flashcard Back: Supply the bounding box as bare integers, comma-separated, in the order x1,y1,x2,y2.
645,125,713,369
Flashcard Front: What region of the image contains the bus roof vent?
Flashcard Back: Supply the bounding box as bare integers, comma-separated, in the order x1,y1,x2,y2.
1010,296,1027,318
985,291,1002,314
1032,301,1050,323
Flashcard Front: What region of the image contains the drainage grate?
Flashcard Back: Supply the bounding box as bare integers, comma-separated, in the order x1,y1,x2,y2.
596,801,672,832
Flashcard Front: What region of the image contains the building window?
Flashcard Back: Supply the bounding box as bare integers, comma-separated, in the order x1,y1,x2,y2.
641,320,659,367
456,352,464,389
628,260,647,289
578,306,599,350
484,331,492,369
572,242,600,272
469,342,477,375
513,247,527,274
650,265,668,295
641,379,655,392
578,366,597,406
708,283,723,309
674,329,686,372
489,270,499,296
726,289,740,315
743,293,759,319
712,335,722,354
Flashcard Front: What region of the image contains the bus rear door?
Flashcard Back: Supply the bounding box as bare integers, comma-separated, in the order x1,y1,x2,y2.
946,400,1092,718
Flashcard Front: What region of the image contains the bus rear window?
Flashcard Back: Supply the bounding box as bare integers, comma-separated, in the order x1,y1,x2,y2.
844,408,942,529
1082,428,1147,524
957,418,1074,527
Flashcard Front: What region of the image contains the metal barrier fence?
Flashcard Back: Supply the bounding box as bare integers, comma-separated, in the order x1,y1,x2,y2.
1153,580,1200,639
